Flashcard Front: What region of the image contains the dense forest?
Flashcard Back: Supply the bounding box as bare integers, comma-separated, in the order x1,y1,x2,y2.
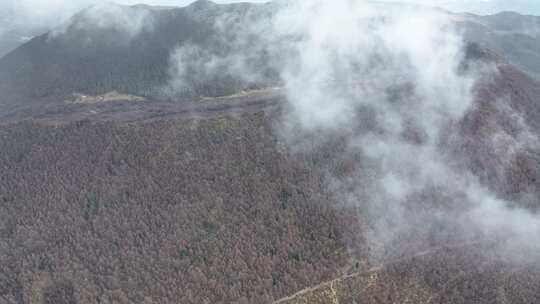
0,109,367,303
1,60,540,303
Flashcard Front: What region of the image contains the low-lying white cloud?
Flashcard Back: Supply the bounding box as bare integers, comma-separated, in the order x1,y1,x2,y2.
269,0,540,262
162,1,540,262
49,2,155,41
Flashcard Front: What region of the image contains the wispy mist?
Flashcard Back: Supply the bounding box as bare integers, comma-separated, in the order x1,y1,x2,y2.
270,0,540,261
163,0,540,262
164,3,282,99
0,0,267,56
49,3,155,42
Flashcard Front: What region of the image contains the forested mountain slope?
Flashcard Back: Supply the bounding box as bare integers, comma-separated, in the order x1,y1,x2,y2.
0,0,278,112
1,52,540,303
2,1,540,304
0,104,366,303
457,11,540,77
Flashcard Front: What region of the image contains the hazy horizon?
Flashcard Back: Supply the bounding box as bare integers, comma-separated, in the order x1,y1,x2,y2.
0,0,539,57
2,0,540,31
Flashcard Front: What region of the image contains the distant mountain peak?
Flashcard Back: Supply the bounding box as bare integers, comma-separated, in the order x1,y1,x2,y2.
188,0,217,10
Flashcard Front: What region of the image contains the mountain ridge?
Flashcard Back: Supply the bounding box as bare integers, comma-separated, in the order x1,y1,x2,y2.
2,1,540,114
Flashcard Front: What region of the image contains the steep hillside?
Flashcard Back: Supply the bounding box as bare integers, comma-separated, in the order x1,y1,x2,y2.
0,28,35,58
451,61,540,205
457,11,540,77
0,0,279,112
